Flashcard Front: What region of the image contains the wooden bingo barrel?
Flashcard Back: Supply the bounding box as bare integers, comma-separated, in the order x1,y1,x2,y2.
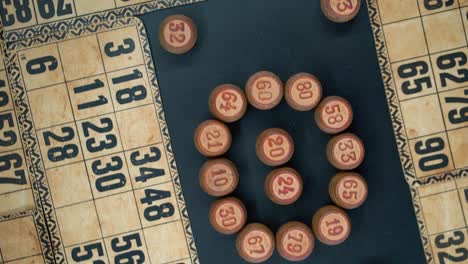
312,205,351,245
264,167,303,205
200,158,239,197
276,221,315,261
236,223,275,263
321,0,361,23
315,96,353,134
194,120,232,157
327,133,365,170
209,84,247,123
256,128,294,166
329,172,368,209
159,14,197,54
285,73,322,111
245,71,284,110
209,197,247,235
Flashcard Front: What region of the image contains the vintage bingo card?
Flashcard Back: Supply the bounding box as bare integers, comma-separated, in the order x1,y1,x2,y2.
0,48,36,216
367,0,468,186
3,16,198,263
367,0,468,263
0,0,204,43
0,210,53,264
411,180,468,264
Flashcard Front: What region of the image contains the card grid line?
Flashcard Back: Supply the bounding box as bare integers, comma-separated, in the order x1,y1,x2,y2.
427,227,468,239
33,101,154,132
415,185,438,259
381,6,461,27
398,85,468,103
94,31,153,263
52,179,173,210
454,180,468,229
0,186,32,197
416,1,458,174
162,257,191,264
389,45,467,65
418,185,468,237
54,37,113,264
61,218,182,250
23,62,148,93
0,253,43,264
457,1,468,45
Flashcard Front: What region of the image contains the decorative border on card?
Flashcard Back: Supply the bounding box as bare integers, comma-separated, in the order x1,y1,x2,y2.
3,0,205,43
0,22,55,263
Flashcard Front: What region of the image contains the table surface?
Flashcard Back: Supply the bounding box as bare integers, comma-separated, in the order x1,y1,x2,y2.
139,0,425,263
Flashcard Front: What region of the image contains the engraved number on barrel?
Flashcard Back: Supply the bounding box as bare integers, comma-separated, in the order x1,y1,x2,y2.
267,136,285,158
342,179,358,200
169,21,186,44
111,233,146,264
256,80,273,101
210,167,229,187
130,146,165,183
82,118,117,153
36,0,73,20
325,218,344,236
0,153,26,185
219,205,237,227
286,232,304,253
397,61,433,95
42,127,79,162
220,91,238,111
414,137,449,172
424,0,455,10
248,236,265,255
436,52,468,88
71,242,105,263
295,81,313,99
140,188,174,221
336,0,354,12
325,104,344,125
206,128,223,149
91,156,126,192
0,0,33,27
277,176,295,195
338,139,357,164
444,89,468,125
435,231,468,264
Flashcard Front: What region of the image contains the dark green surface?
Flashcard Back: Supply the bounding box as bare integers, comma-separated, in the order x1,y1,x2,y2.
140,1,425,263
